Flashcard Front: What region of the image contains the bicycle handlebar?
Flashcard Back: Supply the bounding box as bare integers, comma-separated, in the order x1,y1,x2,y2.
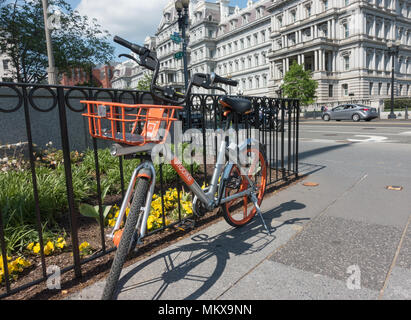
210,73,238,87
114,36,148,56
114,35,237,105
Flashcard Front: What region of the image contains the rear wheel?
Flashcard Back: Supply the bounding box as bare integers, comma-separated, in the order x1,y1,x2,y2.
102,178,150,300
352,114,361,122
221,144,267,227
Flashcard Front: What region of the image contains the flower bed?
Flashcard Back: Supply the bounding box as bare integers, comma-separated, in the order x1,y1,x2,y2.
0,143,199,288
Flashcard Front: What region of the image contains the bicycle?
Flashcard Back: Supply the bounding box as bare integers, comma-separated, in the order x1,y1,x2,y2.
81,36,269,300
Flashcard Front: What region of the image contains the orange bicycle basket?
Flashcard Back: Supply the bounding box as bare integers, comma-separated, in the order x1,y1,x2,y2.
81,100,183,146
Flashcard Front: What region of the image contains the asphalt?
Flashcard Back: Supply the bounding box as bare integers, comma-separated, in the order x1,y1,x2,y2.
69,121,411,300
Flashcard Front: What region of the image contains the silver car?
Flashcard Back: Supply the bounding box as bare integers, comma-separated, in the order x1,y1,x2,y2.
322,104,378,122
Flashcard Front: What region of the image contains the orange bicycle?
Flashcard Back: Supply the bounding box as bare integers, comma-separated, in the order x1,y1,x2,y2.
82,36,268,300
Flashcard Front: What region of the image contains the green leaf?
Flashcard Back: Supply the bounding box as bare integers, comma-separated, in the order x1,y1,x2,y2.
102,205,112,219
79,203,99,220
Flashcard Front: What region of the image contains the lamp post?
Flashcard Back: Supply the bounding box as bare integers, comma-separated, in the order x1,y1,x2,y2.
41,0,57,85
387,40,401,120
175,0,190,92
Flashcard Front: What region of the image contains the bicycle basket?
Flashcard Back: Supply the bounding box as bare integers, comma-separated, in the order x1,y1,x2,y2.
81,101,183,146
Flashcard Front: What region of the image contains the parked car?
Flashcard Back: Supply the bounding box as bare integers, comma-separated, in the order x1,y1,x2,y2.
322,104,378,122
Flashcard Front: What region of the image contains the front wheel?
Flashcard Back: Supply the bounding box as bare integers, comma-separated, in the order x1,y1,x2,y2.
102,177,150,300
221,143,267,227
323,114,330,121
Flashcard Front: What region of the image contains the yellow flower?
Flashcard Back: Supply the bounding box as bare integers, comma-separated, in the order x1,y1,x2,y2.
26,242,34,251
44,241,55,256
33,243,41,254
79,241,90,251
56,238,66,249
147,215,156,230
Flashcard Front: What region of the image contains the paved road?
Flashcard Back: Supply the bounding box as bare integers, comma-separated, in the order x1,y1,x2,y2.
70,120,411,300
300,120,411,145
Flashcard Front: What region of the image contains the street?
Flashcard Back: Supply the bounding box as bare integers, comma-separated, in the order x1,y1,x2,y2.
300,120,411,145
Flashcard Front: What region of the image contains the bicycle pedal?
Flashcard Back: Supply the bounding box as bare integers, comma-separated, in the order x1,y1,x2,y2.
175,219,195,231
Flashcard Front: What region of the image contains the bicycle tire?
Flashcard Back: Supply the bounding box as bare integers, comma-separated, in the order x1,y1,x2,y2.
102,177,150,300
221,143,267,228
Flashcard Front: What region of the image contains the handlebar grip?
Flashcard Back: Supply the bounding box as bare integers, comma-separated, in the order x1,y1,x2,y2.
212,73,238,87
114,36,147,56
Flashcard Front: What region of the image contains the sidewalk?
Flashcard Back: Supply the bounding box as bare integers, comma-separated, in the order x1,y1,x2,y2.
69,139,411,300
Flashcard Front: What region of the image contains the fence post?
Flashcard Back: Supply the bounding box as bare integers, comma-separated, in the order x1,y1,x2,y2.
280,99,285,179
56,86,82,278
0,207,11,293
295,100,300,177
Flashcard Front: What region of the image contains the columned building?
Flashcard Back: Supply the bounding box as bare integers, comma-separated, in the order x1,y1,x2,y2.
268,0,411,108
112,0,411,109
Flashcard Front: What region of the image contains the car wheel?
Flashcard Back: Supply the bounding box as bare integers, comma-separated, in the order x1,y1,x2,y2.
352,114,360,122
323,114,330,121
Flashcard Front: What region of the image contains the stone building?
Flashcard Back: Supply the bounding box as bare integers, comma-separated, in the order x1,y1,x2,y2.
112,0,411,109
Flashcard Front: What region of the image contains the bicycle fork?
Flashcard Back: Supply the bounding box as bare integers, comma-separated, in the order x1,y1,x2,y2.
108,161,156,244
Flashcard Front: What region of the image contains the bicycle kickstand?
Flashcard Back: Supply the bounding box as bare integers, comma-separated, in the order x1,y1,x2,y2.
250,194,271,235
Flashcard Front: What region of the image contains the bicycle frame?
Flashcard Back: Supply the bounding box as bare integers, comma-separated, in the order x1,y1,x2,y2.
108,136,260,242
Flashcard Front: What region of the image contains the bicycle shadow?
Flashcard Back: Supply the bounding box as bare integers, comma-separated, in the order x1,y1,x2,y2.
114,199,307,300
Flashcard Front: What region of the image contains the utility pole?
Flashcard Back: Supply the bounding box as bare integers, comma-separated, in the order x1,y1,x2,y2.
41,0,57,85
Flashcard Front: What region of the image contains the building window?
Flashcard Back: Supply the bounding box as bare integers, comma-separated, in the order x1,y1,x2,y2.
399,84,403,95
290,10,296,23
343,23,349,38
342,84,348,96
344,56,350,70
328,84,334,97
3,59,10,70
305,4,312,17
345,0,349,5
323,0,329,11
261,31,266,42
387,82,391,95
378,83,382,95
277,15,283,27
369,82,373,95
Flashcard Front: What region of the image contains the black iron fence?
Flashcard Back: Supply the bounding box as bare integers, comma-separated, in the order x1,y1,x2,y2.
0,82,299,298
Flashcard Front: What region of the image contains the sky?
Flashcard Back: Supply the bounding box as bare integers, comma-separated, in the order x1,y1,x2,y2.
65,0,250,59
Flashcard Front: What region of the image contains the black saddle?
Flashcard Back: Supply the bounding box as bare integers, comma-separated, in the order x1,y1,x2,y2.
220,96,252,115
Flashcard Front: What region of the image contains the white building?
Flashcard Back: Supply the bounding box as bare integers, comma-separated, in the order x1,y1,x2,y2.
268,0,411,108
0,52,14,82
112,0,411,108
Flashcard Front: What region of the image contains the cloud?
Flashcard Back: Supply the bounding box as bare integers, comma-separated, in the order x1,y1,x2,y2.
75,0,170,45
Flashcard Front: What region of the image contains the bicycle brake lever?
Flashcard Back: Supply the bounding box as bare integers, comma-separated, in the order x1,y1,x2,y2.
118,53,142,65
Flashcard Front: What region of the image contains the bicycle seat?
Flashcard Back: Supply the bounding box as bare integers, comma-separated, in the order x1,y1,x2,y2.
220,96,252,115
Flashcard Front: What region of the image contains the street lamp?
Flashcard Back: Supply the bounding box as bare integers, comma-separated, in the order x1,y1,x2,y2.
175,0,190,92
387,40,401,120
41,0,57,84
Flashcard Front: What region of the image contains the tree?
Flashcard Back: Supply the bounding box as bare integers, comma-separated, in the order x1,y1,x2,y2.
282,61,318,106
0,0,114,83
136,73,152,91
